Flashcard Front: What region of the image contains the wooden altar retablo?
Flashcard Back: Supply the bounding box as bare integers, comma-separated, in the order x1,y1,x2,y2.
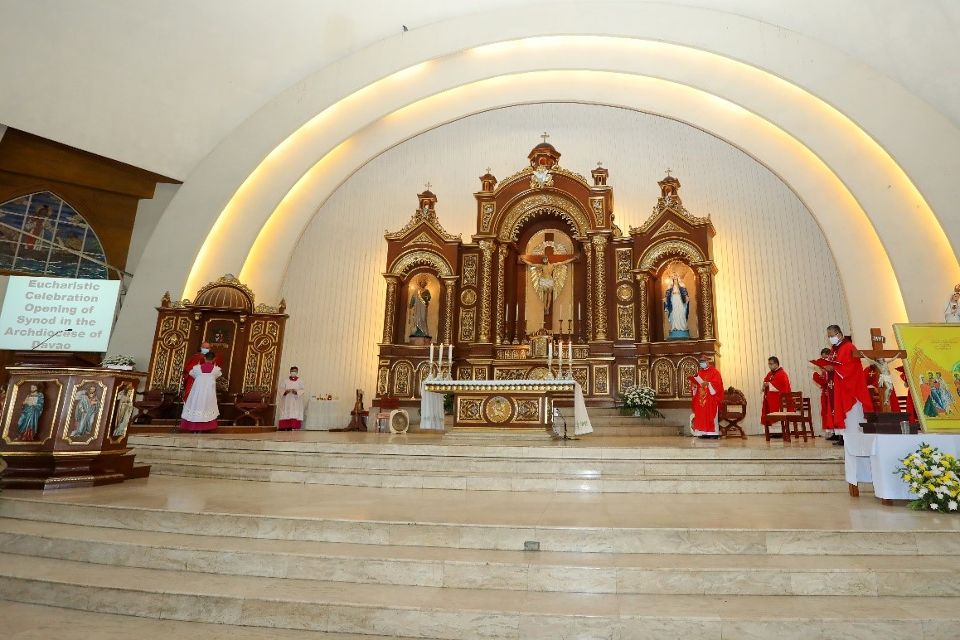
0,366,148,489
376,142,719,411
141,274,289,426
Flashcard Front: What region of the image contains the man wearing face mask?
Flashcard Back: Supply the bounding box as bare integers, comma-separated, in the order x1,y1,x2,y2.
761,356,793,430
689,353,723,439
277,366,305,431
824,325,874,447
183,342,221,401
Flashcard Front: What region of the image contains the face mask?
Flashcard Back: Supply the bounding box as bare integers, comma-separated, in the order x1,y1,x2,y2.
828,336,840,346
200,348,209,354
699,361,708,369
290,372,298,378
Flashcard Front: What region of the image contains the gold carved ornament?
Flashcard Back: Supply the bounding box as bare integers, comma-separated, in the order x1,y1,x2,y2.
592,235,608,341
696,264,715,340
382,278,398,344
460,289,477,306
377,367,389,396
585,242,594,340
392,361,413,397
480,203,496,231
637,239,705,272
389,250,454,277
496,194,590,242
515,399,540,422
484,396,513,423
462,254,479,287
618,365,637,394
593,365,609,395
572,367,588,391
617,304,635,340
630,193,712,236
616,283,633,302
459,308,476,342
635,273,651,343
442,278,457,344
590,197,604,226
496,244,506,344
615,248,632,282
652,358,675,397
478,240,495,342
677,357,699,398
385,205,459,243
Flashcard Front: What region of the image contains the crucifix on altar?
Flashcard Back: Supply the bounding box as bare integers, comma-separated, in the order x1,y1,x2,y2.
855,327,907,413
517,232,579,331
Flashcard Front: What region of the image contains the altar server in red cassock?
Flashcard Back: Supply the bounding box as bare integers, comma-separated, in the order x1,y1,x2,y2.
689,353,723,438
761,356,792,427
812,348,837,440
825,325,874,446
183,342,222,401
896,365,919,424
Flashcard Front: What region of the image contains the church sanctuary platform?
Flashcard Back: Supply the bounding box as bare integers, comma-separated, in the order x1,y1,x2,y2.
126,431,847,493
2,470,960,639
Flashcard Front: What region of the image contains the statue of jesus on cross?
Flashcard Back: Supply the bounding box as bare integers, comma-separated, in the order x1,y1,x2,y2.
518,233,578,320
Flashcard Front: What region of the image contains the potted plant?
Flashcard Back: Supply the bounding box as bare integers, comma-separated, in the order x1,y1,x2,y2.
102,355,136,370
619,385,664,419
895,443,960,512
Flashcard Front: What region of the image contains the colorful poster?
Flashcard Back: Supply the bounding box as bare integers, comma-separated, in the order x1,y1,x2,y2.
894,323,960,432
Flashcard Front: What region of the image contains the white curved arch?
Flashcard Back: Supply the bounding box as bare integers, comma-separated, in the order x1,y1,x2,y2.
111,6,960,363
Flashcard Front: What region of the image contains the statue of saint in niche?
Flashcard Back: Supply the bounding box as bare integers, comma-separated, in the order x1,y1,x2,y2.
664,267,690,340
408,277,432,338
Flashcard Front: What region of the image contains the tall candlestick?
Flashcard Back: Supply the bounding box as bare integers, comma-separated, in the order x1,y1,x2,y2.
568,339,573,362
448,343,453,363
515,303,519,320
437,343,444,367
547,341,553,376
578,303,581,321
429,342,434,365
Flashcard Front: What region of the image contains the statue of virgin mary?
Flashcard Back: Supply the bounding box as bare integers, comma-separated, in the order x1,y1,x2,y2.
664,271,690,339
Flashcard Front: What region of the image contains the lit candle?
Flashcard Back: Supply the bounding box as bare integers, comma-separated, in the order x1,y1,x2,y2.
505,306,510,322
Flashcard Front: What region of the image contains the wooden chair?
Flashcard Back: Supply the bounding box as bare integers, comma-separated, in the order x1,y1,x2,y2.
133,390,173,424
764,391,803,443
375,397,400,433
233,391,272,426
720,387,748,439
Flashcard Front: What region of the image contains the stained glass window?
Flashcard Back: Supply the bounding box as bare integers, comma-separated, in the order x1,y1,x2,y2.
0,192,109,279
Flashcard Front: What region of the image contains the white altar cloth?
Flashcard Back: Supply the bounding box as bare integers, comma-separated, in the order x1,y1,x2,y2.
303,398,350,431
420,379,593,436
848,433,960,500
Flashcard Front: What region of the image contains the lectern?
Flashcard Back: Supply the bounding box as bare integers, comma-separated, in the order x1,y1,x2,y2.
0,365,149,489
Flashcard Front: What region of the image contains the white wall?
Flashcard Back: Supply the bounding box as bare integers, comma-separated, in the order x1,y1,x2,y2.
125,183,179,276
280,103,848,432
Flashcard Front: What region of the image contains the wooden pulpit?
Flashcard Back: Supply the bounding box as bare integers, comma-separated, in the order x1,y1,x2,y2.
0,365,149,489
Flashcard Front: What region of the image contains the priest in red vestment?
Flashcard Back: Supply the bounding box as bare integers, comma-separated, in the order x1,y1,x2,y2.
812,348,837,440
689,353,723,438
183,342,222,401
760,356,792,427
826,325,874,446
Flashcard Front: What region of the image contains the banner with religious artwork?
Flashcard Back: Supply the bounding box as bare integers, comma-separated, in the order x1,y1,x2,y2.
894,323,960,432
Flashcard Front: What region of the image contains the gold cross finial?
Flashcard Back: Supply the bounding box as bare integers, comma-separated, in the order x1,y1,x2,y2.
597,161,603,168
540,132,550,143
665,168,673,177
485,167,491,174
424,181,432,190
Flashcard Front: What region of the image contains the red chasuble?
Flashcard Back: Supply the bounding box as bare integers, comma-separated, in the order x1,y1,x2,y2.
761,367,792,426
812,371,836,429
830,338,874,429
690,365,724,433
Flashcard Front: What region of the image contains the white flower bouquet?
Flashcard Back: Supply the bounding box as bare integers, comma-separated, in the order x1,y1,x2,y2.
102,354,136,370
895,443,960,512
619,385,664,419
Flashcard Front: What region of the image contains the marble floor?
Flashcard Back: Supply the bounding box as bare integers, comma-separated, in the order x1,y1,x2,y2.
2,435,958,638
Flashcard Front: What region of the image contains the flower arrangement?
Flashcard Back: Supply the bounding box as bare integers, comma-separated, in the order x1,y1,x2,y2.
895,443,960,512
620,385,664,419
102,354,136,369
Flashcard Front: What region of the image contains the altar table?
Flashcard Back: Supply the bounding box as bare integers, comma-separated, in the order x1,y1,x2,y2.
421,379,593,436
845,431,960,501
303,398,350,431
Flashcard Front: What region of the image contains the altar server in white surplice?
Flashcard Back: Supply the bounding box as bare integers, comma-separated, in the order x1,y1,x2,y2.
278,366,305,431
180,351,222,432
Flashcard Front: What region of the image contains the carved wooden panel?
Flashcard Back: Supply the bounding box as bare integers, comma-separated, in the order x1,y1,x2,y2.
243,319,281,393
457,398,482,423
572,366,589,392
638,357,651,387
149,315,192,391
617,304,635,340
457,366,473,380
652,358,675,397
459,308,476,342
494,368,530,380
473,366,488,380
677,357,699,398
617,365,637,395
592,364,610,395
615,248,632,282
515,399,541,423
462,254,479,287
392,361,414,398
377,367,389,396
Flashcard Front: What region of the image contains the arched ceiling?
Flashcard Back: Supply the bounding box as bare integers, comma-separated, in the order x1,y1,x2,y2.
92,1,960,362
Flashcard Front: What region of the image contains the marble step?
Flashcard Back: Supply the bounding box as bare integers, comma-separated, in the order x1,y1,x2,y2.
132,444,844,477
142,458,845,493
1,601,411,640
3,495,955,556
2,518,956,597
0,553,956,639
128,434,845,460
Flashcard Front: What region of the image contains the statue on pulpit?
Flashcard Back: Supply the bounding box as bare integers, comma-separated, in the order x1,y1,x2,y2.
519,242,577,315
664,269,690,339
408,277,432,338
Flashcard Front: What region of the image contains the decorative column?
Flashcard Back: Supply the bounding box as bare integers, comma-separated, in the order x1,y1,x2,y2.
441,276,459,344
495,243,507,344
478,240,495,343
592,234,609,341
382,275,400,344
695,262,715,340
584,240,594,341
635,272,650,343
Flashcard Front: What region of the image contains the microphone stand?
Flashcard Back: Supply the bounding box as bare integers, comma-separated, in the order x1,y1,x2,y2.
30,328,73,351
